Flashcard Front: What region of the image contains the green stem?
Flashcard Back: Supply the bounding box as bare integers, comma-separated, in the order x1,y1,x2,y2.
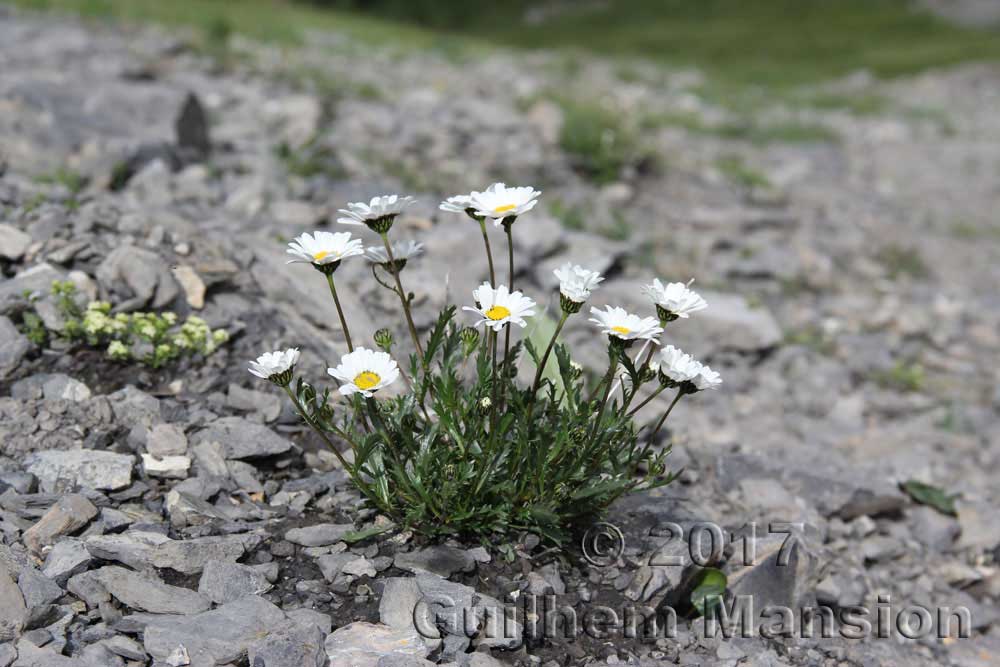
380,233,425,361
478,219,496,287
587,352,620,442
500,223,515,407
529,311,569,397
325,273,353,353
649,388,686,442
283,385,354,472
489,329,499,438
627,384,666,417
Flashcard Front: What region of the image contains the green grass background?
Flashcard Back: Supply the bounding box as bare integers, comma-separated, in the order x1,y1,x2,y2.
9,0,1000,87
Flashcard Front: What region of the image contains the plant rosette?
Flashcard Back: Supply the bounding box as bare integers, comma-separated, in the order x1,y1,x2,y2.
252,184,722,545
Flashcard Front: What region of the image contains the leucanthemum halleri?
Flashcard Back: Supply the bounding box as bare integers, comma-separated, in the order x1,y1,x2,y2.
468,183,541,225
554,263,604,312
464,282,537,332
286,231,364,267
364,240,424,269
588,305,663,344
642,279,708,322
650,345,701,386
327,347,400,398
249,348,300,386
693,364,723,392
338,195,415,234
439,194,475,216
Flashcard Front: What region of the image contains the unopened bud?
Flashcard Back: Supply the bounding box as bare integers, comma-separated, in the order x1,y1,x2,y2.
460,327,480,356
374,328,394,351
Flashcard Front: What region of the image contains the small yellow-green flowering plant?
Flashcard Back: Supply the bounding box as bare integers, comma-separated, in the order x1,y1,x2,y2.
253,185,721,542
24,280,228,368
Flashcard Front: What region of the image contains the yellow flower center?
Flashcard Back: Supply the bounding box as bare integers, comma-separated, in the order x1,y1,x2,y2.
494,204,516,214
313,250,330,261
612,326,631,335
485,305,511,321
354,371,381,390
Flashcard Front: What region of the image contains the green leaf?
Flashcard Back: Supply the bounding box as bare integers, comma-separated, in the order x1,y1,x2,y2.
901,480,957,517
690,567,727,617
342,523,395,544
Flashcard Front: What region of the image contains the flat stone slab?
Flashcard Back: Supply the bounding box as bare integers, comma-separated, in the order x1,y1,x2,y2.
285,523,354,547
93,565,210,615
326,622,428,667
25,449,134,492
143,595,288,665
192,416,293,459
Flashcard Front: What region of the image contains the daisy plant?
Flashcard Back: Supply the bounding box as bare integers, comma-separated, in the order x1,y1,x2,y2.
256,186,722,544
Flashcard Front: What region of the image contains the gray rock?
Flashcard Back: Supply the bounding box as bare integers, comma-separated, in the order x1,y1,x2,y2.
909,505,960,551
41,539,92,585
101,635,147,661
146,423,188,457
93,565,210,614
285,608,332,634
0,316,31,379
316,552,355,583
144,595,287,665
377,656,436,667
99,507,133,532
176,92,211,157
726,535,814,626
22,493,98,553
141,453,191,479
25,449,134,492
95,246,179,310
380,573,522,657
87,530,262,575
226,383,281,422
393,545,477,578
0,570,26,642
193,417,293,460
0,224,31,260
39,375,91,402
248,621,326,667
326,622,428,667
11,638,80,666
0,642,14,667
197,559,273,605
0,264,62,314
957,500,1000,551
108,386,162,428
17,569,62,608
285,523,354,547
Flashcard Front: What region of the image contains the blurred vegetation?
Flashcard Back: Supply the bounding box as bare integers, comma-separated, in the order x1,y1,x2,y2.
11,0,1000,88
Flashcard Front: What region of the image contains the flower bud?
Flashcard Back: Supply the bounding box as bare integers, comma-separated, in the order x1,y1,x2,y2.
478,396,492,415
559,293,583,315
460,327,480,356
374,328,394,351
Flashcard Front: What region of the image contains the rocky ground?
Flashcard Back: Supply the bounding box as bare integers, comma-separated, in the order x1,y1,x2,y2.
1,4,999,666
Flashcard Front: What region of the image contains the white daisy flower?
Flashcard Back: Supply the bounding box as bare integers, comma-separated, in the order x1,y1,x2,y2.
650,345,701,385
469,183,541,226
692,364,723,391
337,195,415,233
588,306,663,344
553,263,604,311
463,282,537,332
286,231,364,267
364,240,424,269
249,348,300,385
642,279,708,321
439,194,475,215
327,347,400,398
